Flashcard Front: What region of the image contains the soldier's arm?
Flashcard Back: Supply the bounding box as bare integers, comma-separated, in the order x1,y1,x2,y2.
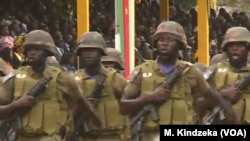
0,76,14,105
119,68,152,115
196,65,221,108
57,71,84,106
206,64,217,89
191,66,220,121
0,105,16,119
183,67,209,120
112,72,128,101
0,76,17,119
0,95,35,119
57,71,102,126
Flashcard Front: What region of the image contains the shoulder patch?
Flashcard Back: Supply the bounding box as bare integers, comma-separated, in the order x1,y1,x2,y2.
178,61,193,74
2,70,15,84
73,70,82,77
203,68,213,80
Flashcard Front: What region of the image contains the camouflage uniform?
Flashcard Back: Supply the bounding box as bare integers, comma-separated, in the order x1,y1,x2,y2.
207,27,250,124
101,48,125,75
0,30,89,141
122,21,210,141
74,32,128,141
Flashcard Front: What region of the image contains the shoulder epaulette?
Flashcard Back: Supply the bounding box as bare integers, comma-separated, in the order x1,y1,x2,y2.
2,70,15,84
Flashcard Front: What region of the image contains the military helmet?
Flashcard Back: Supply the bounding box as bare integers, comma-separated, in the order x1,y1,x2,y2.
23,30,56,56
76,31,107,55
101,48,124,70
152,21,187,50
221,26,250,51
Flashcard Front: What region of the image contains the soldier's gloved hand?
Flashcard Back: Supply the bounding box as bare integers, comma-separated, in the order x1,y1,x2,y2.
220,87,241,104
87,97,98,109
12,95,35,109
148,83,170,103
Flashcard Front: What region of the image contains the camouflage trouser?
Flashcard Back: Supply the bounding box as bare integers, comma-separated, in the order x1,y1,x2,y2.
139,131,159,141
17,134,62,141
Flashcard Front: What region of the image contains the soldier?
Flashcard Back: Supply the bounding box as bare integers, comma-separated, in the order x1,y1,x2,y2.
0,30,101,141
119,21,237,141
74,32,128,141
203,26,250,124
101,47,124,75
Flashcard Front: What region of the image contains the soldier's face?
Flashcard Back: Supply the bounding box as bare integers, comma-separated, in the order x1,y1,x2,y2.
79,48,101,66
156,34,179,59
26,46,47,65
226,42,248,63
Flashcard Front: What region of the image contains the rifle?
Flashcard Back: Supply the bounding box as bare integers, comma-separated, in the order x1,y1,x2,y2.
129,64,189,141
202,72,250,125
0,76,52,140
67,74,107,141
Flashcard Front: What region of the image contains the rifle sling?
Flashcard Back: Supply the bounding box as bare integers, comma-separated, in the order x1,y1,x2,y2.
90,73,107,99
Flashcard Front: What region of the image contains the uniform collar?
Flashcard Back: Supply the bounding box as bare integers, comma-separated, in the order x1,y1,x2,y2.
27,65,52,79
80,64,108,79
224,61,250,72
153,58,182,74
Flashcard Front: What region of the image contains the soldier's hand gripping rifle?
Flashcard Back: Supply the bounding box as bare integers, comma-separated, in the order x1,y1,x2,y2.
129,64,189,141
0,76,53,140
67,74,106,141
202,72,250,125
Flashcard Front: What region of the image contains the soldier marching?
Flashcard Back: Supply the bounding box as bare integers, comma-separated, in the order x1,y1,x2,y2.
0,21,249,141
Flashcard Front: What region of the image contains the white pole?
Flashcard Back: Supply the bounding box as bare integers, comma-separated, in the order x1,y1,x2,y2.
115,0,121,52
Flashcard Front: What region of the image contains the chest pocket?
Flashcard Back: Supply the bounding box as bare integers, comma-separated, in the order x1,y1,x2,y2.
13,67,67,135
83,78,112,99
213,64,250,124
